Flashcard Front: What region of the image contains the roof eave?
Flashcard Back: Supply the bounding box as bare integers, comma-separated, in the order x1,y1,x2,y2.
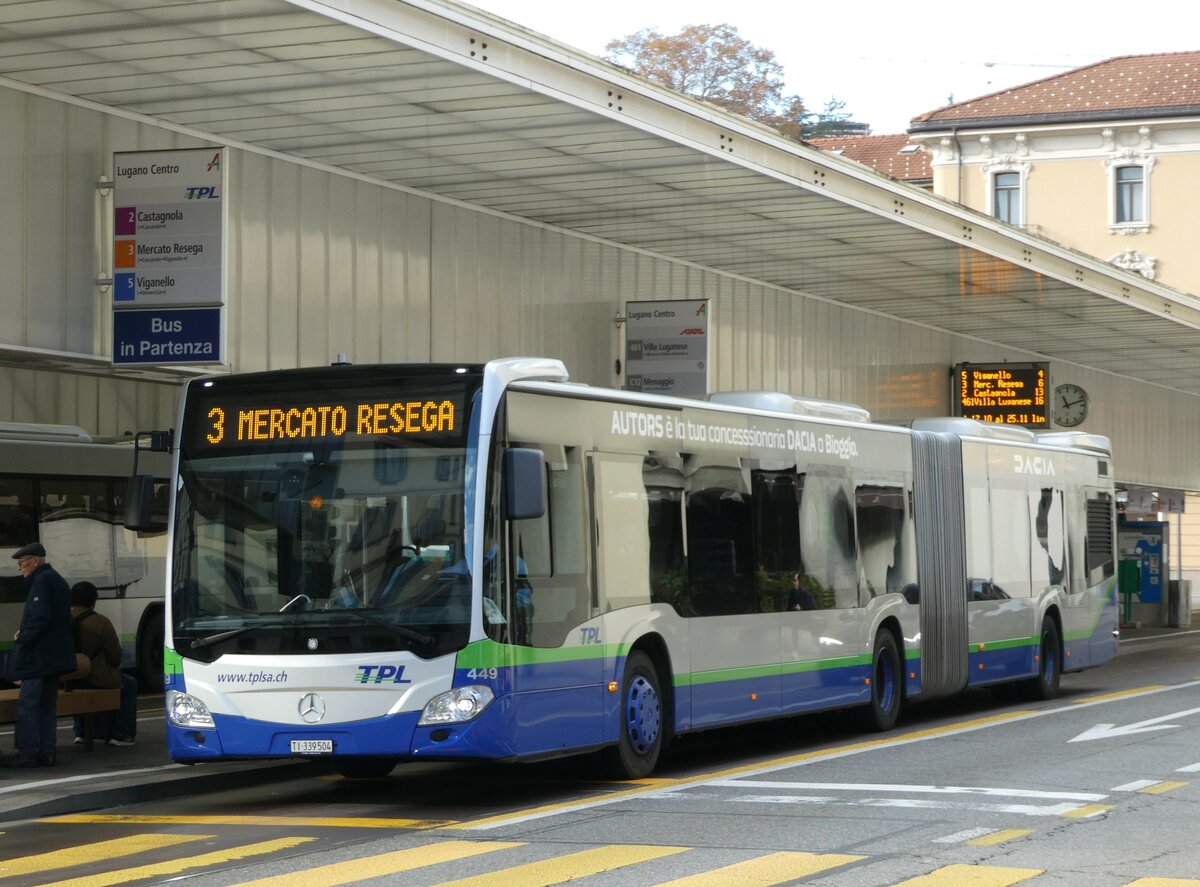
908,105,1200,134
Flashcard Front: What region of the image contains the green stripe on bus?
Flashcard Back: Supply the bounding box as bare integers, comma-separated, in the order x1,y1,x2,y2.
1063,578,1118,642
456,639,624,669
972,636,1035,652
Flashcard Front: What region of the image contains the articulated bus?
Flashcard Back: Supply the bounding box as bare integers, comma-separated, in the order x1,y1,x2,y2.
0,422,170,690
140,358,1118,778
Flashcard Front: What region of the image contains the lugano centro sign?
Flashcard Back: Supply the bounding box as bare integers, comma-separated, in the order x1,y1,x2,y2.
111,147,225,366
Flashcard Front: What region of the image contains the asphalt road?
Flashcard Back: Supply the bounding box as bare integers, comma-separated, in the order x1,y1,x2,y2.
2,628,1200,886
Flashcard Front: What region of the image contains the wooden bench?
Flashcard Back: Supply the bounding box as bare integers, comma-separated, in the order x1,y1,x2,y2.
0,685,121,752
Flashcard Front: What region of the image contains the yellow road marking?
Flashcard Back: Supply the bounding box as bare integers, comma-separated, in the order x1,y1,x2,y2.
652,850,863,885
51,813,453,829
1140,781,1188,794
1060,804,1113,818
1074,686,1166,703
448,710,1036,829
1125,879,1200,885
0,834,209,877
36,838,314,887
228,840,523,887
896,863,1043,885
430,845,689,886
967,829,1033,846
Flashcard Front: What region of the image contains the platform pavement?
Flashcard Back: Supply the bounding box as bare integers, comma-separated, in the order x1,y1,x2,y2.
0,617,1196,824
0,696,311,824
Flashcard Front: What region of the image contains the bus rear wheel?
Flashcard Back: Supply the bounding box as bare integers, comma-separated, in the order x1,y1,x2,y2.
605,650,664,779
1023,617,1062,701
863,630,901,732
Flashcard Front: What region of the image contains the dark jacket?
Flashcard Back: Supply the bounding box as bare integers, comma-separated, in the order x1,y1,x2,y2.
71,607,123,690
9,563,75,680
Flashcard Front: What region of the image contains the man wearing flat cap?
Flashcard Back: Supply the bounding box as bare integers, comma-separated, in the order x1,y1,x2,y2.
4,542,74,767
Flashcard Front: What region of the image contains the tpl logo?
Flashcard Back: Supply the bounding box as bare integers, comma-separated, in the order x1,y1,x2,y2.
355,665,412,684
679,328,705,335
185,186,220,199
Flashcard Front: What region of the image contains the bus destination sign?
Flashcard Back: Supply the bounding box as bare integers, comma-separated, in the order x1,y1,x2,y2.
953,362,1049,427
195,397,458,449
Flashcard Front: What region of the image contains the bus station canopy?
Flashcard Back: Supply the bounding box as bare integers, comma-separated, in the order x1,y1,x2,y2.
3,0,1200,392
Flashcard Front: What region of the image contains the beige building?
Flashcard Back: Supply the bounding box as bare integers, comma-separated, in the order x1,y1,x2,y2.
908,52,1200,299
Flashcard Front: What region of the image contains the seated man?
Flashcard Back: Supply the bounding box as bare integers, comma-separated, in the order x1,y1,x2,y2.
69,582,137,746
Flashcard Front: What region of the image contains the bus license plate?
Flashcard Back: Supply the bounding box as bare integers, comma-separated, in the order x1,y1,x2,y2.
290,739,333,755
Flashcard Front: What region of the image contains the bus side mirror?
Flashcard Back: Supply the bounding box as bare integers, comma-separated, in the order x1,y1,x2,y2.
504,448,546,520
124,429,172,531
124,474,157,531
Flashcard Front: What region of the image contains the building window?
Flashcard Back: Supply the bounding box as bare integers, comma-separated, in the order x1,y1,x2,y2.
993,172,1021,225
1106,156,1152,232
1115,165,1144,223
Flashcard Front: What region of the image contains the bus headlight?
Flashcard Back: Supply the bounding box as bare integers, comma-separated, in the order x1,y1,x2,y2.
166,689,216,729
418,685,494,725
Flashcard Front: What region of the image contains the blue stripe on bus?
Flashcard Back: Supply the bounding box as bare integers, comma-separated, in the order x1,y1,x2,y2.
966,642,1036,686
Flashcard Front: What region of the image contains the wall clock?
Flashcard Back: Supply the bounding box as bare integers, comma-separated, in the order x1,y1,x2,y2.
1053,383,1088,427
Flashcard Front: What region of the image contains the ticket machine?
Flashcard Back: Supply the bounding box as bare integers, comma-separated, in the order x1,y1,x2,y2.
1118,520,1168,625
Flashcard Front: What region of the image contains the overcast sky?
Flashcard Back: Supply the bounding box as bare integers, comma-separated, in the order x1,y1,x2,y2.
466,0,1200,133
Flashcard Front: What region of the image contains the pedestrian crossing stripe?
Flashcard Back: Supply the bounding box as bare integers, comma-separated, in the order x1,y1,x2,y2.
30,837,313,887
1138,781,1188,795
894,863,1043,885
967,829,1033,846
227,841,524,887
652,851,865,885
428,845,689,887
0,834,210,877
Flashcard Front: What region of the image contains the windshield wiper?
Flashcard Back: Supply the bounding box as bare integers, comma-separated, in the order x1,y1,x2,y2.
328,608,435,647
190,624,269,650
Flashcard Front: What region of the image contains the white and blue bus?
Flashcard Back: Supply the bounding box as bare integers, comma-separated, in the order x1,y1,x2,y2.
135,358,1118,778
0,422,170,690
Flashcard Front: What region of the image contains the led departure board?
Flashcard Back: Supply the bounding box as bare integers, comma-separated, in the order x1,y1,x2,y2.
953,362,1049,427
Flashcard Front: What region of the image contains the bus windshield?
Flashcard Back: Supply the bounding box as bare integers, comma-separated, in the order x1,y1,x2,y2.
172,369,481,661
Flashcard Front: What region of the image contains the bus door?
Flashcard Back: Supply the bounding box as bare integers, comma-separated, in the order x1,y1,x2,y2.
588,451,679,736
682,462,781,727
505,443,603,757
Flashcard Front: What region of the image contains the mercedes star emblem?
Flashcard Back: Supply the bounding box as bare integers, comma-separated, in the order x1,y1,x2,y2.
298,692,326,724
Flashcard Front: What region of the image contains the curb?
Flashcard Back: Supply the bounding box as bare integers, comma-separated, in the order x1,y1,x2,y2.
0,759,313,824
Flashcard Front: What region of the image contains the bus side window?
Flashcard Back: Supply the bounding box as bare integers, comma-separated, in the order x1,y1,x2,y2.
799,472,857,609
0,478,36,550
685,464,754,617
1032,487,1065,590
751,470,802,613
854,484,912,603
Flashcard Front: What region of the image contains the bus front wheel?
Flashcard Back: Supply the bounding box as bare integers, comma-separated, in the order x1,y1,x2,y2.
863,630,902,732
605,650,664,779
